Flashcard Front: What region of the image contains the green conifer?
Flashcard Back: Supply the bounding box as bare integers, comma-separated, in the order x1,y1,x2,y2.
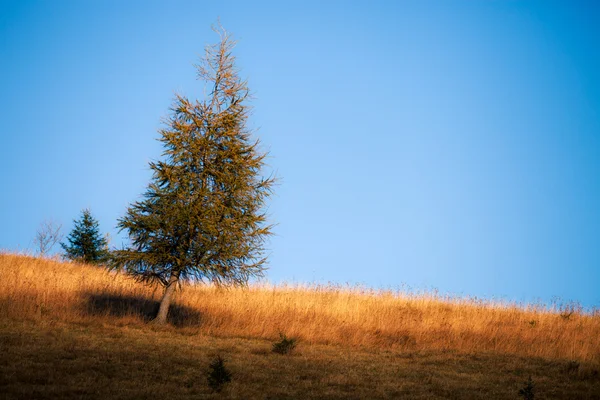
61,209,109,264
111,26,275,324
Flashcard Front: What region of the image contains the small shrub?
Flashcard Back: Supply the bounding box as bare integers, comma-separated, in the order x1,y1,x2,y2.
560,311,573,321
518,376,535,400
272,333,297,355
207,355,232,393
528,320,537,327
564,360,580,375
559,302,581,321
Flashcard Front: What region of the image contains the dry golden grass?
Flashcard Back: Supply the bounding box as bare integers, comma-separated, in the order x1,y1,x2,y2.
3,319,599,399
2,253,600,399
1,253,598,364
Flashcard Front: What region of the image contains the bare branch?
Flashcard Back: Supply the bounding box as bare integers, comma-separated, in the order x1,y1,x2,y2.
34,219,63,256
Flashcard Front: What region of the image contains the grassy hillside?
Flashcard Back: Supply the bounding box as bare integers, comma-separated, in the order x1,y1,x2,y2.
1,253,599,399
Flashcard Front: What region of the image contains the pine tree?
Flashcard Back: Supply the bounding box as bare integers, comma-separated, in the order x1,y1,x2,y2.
61,209,109,264
111,26,275,325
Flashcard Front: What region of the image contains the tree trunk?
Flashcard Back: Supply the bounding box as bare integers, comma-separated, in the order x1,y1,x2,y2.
153,271,180,325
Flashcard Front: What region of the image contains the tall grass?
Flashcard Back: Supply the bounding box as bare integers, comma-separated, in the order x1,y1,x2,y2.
1,253,598,363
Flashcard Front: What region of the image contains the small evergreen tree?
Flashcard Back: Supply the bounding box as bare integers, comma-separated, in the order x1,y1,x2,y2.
111,26,275,325
207,355,232,392
61,209,109,264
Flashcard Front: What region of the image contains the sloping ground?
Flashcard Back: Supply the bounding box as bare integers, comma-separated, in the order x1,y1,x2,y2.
1,253,599,398
2,319,599,399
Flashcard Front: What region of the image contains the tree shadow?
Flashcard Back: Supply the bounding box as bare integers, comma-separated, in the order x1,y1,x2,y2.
83,293,202,327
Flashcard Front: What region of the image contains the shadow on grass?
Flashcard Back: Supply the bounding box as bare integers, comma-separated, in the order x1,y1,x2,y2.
83,293,202,327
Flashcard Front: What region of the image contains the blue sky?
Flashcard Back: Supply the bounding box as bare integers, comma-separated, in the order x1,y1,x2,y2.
1,1,599,307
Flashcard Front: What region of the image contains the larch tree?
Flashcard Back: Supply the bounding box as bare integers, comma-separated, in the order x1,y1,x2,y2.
111,26,275,325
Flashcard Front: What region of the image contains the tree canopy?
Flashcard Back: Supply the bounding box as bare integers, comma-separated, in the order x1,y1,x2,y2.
61,209,109,264
111,26,275,324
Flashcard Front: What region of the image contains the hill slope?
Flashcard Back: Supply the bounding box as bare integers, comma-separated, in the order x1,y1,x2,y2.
1,254,599,399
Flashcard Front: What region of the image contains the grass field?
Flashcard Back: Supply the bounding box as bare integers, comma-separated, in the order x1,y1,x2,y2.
1,253,599,398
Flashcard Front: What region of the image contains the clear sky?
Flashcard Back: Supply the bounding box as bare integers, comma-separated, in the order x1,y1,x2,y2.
1,1,599,307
